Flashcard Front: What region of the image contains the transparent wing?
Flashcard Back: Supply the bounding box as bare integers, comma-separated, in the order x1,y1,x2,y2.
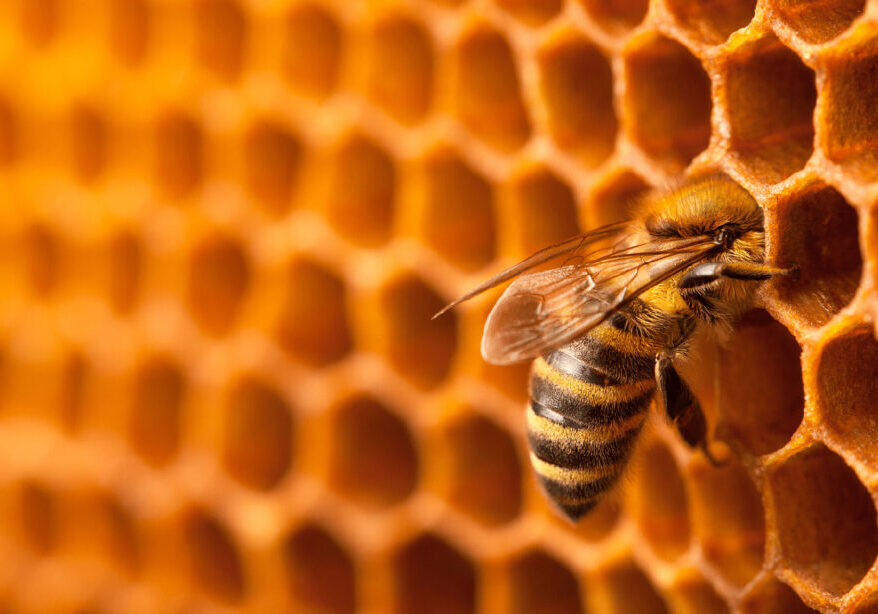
481,237,718,365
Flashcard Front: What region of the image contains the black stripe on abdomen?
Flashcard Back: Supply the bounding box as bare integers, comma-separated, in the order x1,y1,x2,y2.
530,375,653,427
528,421,640,469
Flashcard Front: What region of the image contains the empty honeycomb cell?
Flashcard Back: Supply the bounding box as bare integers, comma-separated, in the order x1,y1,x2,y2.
816,326,878,468
19,0,58,48
505,550,583,614
586,169,649,227
434,413,521,526
579,0,648,34
665,0,756,45
771,185,862,326
715,310,804,456
0,98,17,166
195,0,246,82
243,119,302,217
23,224,61,299
453,28,531,151
537,36,616,167
421,151,496,271
18,481,57,555
329,395,417,508
669,580,729,614
276,259,351,367
109,0,150,67
183,509,246,604
766,444,878,596
723,36,816,183
769,0,865,44
129,357,185,468
60,352,87,431
688,458,765,586
326,135,395,247
154,112,204,199
70,105,108,185
739,578,818,613
364,17,434,124
587,562,669,614
186,235,250,337
504,167,579,258
627,439,691,561
495,0,562,25
392,534,476,614
107,230,142,315
624,36,711,167
222,377,293,491
283,4,342,100
820,35,878,182
378,274,457,390
283,524,356,614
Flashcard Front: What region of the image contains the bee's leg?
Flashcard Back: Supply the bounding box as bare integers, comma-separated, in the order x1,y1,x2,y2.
655,354,721,466
679,262,796,289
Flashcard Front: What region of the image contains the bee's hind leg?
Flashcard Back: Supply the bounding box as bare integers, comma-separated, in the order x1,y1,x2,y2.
679,262,796,289
655,354,721,466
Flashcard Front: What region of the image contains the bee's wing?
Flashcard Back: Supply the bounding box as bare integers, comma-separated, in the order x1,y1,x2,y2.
481,238,718,365
433,221,630,319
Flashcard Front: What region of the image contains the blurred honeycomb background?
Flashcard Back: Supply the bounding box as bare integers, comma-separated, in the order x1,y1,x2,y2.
0,0,876,612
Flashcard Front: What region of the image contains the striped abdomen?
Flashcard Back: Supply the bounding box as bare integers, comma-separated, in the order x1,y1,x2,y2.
527,335,656,521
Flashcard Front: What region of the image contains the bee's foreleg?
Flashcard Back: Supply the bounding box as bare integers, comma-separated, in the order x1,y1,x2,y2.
679,262,796,289
655,354,720,466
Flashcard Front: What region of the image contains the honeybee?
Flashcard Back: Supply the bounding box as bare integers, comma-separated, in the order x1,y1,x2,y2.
436,175,795,521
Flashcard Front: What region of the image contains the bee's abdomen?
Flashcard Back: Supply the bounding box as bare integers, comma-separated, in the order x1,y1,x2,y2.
527,351,654,521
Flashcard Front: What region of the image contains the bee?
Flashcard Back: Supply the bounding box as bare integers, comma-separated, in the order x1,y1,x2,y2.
435,175,795,521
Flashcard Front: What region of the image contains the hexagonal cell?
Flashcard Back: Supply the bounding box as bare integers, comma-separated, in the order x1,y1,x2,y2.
222,376,293,491
186,234,251,337
624,36,711,167
283,524,356,614
328,395,417,509
668,579,729,614
282,4,342,100
586,169,649,228
154,112,203,199
816,326,878,468
243,119,302,217
689,457,765,586
452,28,531,151
504,167,579,258
505,550,583,614
107,230,142,315
587,562,669,614
19,0,58,48
0,97,18,166
771,185,862,327
820,35,878,182
18,481,57,555
769,0,865,45
495,0,562,25
434,413,522,526
326,135,396,247
378,274,457,390
60,351,87,432
109,0,150,67
364,17,434,124
723,36,816,183
420,150,496,271
129,357,186,467
579,0,648,34
715,310,804,456
275,259,351,367
627,438,691,561
195,0,246,82
767,444,878,596
666,0,755,45
537,36,616,167
23,224,60,299
70,105,107,185
183,509,246,604
739,578,817,614
392,534,476,614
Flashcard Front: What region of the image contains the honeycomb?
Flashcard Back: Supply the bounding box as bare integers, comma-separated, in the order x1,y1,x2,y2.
0,0,876,612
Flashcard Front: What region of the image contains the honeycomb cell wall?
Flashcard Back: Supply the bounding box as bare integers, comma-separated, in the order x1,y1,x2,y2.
0,0,876,613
